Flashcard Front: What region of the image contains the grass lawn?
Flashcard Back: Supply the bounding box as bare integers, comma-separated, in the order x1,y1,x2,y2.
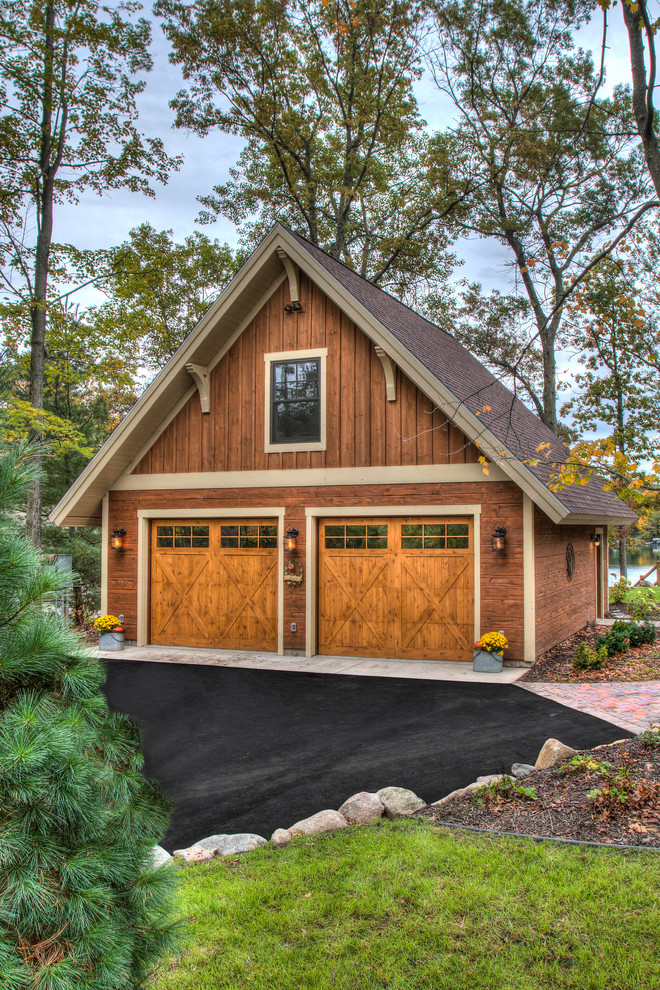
619,586,660,605
149,819,660,990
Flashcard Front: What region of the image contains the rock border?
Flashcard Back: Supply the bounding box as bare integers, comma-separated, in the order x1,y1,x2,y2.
161,736,617,865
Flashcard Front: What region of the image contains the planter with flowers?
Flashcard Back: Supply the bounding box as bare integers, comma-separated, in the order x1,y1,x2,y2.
94,614,125,652
473,631,508,672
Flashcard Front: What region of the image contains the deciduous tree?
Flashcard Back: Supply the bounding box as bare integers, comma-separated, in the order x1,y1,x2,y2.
0,0,180,545
156,0,469,298
87,223,237,372
427,0,655,434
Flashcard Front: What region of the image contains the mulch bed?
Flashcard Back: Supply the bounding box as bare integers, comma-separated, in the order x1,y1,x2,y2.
519,625,660,683
418,736,660,848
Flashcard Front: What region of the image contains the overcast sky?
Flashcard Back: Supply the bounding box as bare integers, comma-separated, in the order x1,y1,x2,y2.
57,9,635,298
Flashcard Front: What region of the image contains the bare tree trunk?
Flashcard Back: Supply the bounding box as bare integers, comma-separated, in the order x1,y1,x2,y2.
26,3,56,547
540,328,558,435
618,529,628,582
622,1,660,199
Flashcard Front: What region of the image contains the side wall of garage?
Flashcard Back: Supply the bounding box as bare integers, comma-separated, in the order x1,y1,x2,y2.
107,480,527,659
534,507,598,657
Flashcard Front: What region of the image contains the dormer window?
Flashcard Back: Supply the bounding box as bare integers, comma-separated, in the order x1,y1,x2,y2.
264,348,327,452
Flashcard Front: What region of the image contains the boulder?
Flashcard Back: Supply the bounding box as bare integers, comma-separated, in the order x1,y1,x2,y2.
270,828,292,847
535,738,578,769
511,763,536,778
433,774,512,806
149,845,173,868
376,786,426,818
289,810,348,835
173,844,218,864
196,833,267,857
338,791,385,824
432,782,481,805
476,773,512,786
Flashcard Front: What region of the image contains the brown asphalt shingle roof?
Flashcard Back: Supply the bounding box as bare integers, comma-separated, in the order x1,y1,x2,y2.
290,230,637,521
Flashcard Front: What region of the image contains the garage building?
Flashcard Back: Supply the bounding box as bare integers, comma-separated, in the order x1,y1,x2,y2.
51,225,636,662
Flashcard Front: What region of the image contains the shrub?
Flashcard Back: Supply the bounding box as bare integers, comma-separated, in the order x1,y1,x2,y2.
0,446,179,989
609,576,631,603
473,776,537,803
573,641,606,671
641,621,657,645
638,726,660,749
595,626,630,657
630,591,660,621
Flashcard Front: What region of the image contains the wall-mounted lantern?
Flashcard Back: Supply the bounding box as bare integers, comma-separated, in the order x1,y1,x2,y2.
591,533,602,547
111,527,127,550
284,527,299,552
491,526,507,552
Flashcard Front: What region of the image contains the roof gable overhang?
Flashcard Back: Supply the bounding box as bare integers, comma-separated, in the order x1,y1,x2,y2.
50,224,635,528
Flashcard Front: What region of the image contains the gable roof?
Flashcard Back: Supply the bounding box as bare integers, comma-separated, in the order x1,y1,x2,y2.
50,224,637,527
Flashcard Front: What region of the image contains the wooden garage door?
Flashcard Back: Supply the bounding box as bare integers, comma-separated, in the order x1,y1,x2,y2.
318,516,474,661
150,519,278,651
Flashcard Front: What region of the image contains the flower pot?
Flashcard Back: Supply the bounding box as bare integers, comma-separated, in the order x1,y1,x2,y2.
473,648,503,673
98,630,124,652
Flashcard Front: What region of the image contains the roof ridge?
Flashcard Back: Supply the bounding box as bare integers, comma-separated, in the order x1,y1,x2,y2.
283,226,463,343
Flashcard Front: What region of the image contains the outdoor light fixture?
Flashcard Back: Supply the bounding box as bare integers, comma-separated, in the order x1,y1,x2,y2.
111,527,126,550
284,527,299,552
592,533,602,547
491,526,506,552
284,301,302,313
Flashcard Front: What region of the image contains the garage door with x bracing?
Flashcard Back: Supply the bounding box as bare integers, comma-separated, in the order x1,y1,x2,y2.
150,519,278,651
318,516,474,661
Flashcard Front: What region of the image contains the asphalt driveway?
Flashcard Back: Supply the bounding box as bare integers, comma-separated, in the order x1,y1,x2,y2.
102,660,630,851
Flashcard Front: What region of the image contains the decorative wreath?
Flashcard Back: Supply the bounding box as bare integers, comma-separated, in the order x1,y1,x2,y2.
566,543,576,581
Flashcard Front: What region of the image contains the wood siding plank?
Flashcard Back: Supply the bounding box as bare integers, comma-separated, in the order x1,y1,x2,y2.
131,275,480,476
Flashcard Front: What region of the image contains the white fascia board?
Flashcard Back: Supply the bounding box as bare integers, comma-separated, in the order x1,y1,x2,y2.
277,229,570,524
49,231,289,527
557,512,638,526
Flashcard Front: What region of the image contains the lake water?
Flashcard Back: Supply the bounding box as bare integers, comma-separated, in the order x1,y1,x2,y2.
608,547,660,586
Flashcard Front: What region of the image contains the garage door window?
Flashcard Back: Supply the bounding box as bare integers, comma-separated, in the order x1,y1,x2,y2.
401,522,469,549
221,524,278,548
324,524,388,549
156,525,209,548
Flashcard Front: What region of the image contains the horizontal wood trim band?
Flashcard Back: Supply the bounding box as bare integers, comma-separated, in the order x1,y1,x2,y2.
306,504,481,518
115,464,507,492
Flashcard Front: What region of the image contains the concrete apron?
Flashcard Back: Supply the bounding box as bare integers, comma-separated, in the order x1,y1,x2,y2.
90,644,524,685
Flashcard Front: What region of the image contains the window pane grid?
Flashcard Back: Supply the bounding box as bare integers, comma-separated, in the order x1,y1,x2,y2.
221,525,278,549
401,522,469,550
324,524,388,550
156,524,209,549
271,358,321,444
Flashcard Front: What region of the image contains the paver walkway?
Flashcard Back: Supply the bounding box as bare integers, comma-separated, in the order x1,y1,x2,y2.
519,681,660,734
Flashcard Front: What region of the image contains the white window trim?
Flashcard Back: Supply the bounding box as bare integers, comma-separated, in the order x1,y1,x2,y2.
264,348,328,453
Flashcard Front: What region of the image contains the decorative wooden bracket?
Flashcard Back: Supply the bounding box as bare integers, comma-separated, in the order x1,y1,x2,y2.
276,247,301,308
185,363,211,414
374,345,396,401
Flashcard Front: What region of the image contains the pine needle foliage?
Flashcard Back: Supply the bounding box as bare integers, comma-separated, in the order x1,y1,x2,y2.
0,445,180,989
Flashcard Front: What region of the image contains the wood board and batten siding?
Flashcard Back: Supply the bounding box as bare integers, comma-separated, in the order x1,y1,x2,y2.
131,274,481,477
318,516,474,661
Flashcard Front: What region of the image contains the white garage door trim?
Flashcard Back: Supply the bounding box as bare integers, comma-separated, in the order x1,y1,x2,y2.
136,506,286,653
304,504,481,658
